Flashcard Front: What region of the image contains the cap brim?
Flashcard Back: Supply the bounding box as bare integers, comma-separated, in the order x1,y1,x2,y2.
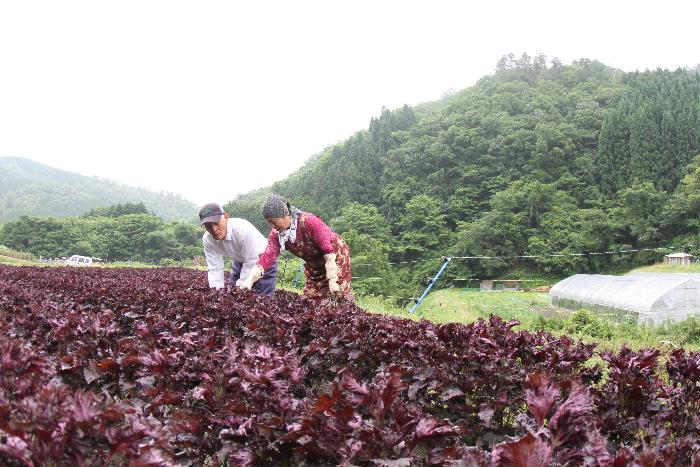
200,215,222,226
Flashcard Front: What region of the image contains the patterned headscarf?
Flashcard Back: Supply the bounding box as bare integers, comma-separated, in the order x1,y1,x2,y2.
262,194,302,251
261,194,290,219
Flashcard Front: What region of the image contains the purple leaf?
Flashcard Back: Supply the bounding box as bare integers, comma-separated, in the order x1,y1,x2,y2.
549,380,593,446
491,433,552,467
0,432,30,462
524,372,560,429
440,387,464,402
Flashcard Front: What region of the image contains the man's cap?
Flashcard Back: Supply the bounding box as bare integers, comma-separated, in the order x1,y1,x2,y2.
199,203,225,225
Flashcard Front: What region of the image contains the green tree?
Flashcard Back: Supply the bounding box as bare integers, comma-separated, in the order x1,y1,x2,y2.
84,202,150,218
224,189,269,235
330,203,395,296
341,230,395,296
451,211,527,277
660,154,700,241
106,214,164,261
528,207,621,275
490,181,574,229
397,195,450,261
330,203,392,245
616,181,668,245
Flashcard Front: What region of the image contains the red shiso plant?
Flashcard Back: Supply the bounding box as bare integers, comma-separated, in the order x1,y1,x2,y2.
1,265,699,465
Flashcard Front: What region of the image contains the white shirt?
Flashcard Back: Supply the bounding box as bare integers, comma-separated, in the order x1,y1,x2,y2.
203,218,268,288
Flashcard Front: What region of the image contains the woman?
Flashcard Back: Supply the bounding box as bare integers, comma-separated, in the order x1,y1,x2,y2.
240,194,353,302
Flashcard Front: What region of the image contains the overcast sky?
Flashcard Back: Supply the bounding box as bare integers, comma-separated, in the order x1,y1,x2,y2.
1,1,698,206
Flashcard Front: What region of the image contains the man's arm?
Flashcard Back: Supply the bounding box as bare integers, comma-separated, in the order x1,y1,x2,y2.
203,235,226,288
234,219,268,287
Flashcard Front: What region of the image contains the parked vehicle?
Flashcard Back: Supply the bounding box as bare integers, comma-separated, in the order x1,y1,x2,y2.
65,255,93,267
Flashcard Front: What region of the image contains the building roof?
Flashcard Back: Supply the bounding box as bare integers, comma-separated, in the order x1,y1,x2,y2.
664,253,694,258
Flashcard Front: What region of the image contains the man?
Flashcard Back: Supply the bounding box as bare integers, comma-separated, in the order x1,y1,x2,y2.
199,202,277,296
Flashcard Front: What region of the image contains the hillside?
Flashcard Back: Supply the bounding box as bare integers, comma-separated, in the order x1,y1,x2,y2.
225,55,700,297
0,157,198,222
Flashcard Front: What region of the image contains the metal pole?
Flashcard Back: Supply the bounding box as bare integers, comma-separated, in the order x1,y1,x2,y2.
280,259,288,287
293,260,305,289
409,257,451,314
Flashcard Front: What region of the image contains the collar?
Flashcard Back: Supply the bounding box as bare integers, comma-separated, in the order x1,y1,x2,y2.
224,218,234,241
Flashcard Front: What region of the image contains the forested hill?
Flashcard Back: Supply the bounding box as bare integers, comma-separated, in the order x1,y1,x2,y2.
0,157,198,222
226,56,700,296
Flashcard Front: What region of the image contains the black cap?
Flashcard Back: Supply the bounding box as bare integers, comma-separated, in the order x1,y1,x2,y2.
199,203,225,225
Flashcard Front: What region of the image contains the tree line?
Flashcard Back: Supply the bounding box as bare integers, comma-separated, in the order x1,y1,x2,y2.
0,203,202,264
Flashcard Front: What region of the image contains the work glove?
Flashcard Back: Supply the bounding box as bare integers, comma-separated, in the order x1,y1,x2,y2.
240,265,264,291
324,253,341,296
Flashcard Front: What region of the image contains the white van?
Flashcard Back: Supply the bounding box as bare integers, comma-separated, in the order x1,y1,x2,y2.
65,255,93,267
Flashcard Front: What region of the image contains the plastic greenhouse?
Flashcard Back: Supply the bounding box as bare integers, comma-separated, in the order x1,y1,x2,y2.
549,273,700,326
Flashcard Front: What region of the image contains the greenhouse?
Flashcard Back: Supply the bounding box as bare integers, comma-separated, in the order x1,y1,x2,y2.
549,273,700,326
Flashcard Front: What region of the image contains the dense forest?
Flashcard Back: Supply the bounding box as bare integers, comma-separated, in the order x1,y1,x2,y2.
224,55,700,298
0,157,198,222
3,56,700,300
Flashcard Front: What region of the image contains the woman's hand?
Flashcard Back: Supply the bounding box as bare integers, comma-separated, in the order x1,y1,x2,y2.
328,278,340,295
324,253,340,297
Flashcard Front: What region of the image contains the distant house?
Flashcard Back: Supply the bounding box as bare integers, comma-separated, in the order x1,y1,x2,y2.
456,278,535,291
479,279,523,292
664,253,694,266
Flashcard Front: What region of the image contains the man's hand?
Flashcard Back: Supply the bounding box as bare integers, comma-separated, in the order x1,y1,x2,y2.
240,265,264,291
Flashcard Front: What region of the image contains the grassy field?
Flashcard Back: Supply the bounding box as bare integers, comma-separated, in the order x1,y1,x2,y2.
628,262,700,273
415,289,562,324
0,245,37,265
362,290,554,328
0,254,37,266
361,289,558,325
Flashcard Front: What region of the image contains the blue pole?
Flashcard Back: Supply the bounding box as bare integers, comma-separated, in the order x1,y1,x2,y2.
280,259,288,286
409,257,451,314
293,260,305,288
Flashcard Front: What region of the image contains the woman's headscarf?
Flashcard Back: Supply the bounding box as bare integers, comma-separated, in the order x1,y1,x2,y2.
262,193,302,251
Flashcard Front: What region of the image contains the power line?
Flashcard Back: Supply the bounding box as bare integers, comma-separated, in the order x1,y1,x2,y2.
350,245,677,267
448,246,672,260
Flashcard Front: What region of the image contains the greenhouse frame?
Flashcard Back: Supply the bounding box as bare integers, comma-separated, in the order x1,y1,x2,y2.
549,273,700,326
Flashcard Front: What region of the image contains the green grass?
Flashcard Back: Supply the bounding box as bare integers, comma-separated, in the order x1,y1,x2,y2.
361,289,554,324
0,245,38,264
355,295,413,316
0,254,37,266
416,289,564,326
365,289,563,323
629,262,700,273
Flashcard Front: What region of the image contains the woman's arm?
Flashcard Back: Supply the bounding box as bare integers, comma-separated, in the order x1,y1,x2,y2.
303,214,337,254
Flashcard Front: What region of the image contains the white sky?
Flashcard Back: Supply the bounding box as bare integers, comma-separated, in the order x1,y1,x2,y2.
0,0,698,206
